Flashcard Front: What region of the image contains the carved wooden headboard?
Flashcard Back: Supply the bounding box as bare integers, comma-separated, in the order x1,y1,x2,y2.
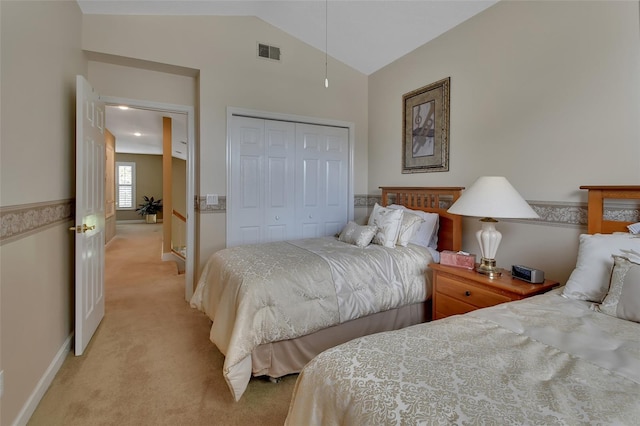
379,187,464,252
580,186,640,234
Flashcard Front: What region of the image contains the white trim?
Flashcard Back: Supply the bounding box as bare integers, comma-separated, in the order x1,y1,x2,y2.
12,334,73,426
101,95,196,302
226,107,355,244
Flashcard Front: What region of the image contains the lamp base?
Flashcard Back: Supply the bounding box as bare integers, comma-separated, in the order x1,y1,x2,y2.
476,257,503,278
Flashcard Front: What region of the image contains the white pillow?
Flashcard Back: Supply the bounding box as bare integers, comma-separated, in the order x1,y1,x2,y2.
562,233,640,302
338,222,376,248
367,203,404,248
593,255,640,323
388,204,439,249
396,211,424,247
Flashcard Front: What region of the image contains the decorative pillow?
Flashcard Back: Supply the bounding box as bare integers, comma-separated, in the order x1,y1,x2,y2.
562,233,640,302
338,222,376,248
594,255,640,323
388,204,439,249
396,212,424,247
367,203,404,248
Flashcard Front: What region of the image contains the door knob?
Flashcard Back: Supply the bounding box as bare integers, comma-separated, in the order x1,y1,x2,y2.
69,224,96,233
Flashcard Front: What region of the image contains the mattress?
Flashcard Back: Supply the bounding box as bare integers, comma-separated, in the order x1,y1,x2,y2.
286,288,640,425
190,236,436,401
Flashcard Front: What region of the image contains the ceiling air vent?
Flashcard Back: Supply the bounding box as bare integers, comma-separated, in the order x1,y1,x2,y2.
257,43,281,62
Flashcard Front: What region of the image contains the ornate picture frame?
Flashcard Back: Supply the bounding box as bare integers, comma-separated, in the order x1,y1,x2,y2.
402,77,450,173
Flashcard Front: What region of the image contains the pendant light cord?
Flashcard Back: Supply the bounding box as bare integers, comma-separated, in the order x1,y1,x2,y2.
325,0,329,88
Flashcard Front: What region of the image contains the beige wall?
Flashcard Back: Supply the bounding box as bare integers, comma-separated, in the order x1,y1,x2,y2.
368,0,640,283
115,153,164,221
82,15,370,273
0,1,86,424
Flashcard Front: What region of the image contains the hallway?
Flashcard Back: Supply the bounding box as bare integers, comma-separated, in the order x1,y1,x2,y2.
27,224,295,425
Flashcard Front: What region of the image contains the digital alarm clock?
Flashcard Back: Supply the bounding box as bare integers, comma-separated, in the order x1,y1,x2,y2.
511,265,545,284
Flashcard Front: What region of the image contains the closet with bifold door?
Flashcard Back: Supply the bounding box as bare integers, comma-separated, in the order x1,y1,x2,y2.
227,114,350,247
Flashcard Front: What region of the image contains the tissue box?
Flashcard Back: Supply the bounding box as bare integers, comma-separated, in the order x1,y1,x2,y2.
440,251,476,269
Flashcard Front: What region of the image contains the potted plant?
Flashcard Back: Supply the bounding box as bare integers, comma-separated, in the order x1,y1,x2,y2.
136,196,163,223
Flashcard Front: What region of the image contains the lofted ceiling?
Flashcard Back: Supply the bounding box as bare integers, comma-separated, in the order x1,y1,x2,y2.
80,0,497,157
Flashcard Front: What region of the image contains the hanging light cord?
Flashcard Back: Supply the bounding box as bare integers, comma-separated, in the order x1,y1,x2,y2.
325,0,329,88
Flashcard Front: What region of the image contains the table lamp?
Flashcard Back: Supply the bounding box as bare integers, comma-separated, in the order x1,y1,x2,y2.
447,176,539,278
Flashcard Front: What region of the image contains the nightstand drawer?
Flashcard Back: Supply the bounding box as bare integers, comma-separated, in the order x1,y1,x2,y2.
435,293,477,319
437,275,511,308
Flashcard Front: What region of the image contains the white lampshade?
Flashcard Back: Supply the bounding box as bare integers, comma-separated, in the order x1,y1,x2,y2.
447,176,538,278
447,176,538,219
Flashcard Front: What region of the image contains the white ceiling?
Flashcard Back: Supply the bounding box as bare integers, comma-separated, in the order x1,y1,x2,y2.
81,0,497,157
105,106,188,160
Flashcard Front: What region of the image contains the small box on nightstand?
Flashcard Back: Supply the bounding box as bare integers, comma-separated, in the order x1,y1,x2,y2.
440,251,476,270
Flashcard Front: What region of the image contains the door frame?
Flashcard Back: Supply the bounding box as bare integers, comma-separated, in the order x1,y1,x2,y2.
103,95,196,301
226,106,355,245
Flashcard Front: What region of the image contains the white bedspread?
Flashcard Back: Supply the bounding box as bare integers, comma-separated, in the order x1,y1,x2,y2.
286,288,640,425
190,237,434,401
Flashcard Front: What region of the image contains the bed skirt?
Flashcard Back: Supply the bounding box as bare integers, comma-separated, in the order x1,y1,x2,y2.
251,300,431,378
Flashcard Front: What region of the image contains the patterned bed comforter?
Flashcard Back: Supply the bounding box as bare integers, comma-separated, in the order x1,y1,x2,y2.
286,288,640,425
190,237,435,401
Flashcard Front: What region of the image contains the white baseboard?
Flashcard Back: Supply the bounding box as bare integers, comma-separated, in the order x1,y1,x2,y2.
12,333,73,426
116,219,164,224
162,252,186,273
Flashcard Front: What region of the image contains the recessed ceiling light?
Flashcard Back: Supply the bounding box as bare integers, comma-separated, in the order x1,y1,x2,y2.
118,105,129,110
134,132,142,137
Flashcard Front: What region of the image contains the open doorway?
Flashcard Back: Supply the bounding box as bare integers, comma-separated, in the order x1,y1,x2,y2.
103,97,196,301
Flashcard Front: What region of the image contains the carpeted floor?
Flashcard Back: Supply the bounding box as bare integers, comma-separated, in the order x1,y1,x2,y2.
28,224,297,426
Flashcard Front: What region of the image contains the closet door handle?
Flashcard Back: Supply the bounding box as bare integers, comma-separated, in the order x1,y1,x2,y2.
275,216,280,221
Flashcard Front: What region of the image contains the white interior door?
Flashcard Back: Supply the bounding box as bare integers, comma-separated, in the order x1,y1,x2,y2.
74,75,106,356
295,123,349,238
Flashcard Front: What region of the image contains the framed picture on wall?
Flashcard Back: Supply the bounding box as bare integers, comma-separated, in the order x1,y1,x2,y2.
402,77,450,173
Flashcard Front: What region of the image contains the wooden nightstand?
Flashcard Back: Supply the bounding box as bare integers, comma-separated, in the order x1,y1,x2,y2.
430,263,559,320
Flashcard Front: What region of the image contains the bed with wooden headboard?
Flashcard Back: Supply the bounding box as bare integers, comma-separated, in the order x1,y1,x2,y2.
380,186,463,252
190,187,464,401
287,185,640,425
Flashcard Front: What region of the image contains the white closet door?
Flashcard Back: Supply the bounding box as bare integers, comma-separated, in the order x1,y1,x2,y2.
229,114,350,246
264,120,296,242
229,116,265,246
295,123,349,238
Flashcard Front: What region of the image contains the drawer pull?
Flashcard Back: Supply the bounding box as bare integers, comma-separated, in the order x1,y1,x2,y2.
465,291,471,297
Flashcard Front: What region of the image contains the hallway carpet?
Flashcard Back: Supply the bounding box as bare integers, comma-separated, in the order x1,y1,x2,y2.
28,224,296,426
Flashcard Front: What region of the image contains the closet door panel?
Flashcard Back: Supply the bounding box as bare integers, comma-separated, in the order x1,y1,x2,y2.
324,159,345,236
229,117,265,247
296,124,322,238
264,120,295,242
295,124,349,238
322,126,349,236
299,157,320,238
